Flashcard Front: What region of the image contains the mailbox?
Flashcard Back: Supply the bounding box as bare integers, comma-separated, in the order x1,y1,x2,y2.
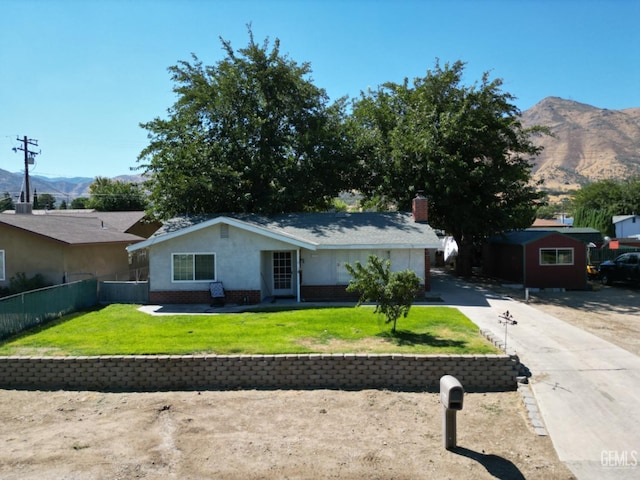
440,375,464,449
440,375,464,410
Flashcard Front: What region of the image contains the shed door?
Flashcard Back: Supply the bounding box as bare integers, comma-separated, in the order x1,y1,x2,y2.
272,251,294,297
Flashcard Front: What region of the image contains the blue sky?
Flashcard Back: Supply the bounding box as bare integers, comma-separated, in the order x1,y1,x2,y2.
1,0,639,179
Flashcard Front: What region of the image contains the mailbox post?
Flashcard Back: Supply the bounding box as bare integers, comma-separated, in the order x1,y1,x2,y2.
440,375,464,450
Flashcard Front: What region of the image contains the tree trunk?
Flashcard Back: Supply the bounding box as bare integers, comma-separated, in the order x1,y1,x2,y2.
454,236,474,277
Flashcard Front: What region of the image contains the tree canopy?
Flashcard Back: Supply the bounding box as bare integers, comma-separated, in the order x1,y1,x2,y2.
349,61,547,275
571,177,640,236
33,191,56,210
70,197,89,209
138,29,355,219
87,177,147,211
136,36,548,276
1,192,15,212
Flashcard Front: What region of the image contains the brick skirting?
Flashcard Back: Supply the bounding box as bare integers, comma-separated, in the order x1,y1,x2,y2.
300,285,427,302
0,354,519,392
149,290,261,305
149,280,432,305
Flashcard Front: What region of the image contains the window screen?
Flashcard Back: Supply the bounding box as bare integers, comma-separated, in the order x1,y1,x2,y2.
172,253,215,281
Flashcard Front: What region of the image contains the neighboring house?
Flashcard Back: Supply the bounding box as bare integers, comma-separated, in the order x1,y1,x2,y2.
0,209,148,288
613,214,640,239
530,218,567,229
30,209,162,239
483,230,588,290
30,209,163,281
127,195,440,305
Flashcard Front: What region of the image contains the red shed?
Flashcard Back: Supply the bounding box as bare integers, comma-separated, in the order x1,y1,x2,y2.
483,231,588,290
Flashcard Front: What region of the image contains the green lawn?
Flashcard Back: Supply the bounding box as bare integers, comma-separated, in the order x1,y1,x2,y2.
0,304,499,356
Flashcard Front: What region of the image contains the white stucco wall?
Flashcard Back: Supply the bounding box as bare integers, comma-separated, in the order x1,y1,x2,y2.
148,221,430,293
300,248,426,286
148,223,298,292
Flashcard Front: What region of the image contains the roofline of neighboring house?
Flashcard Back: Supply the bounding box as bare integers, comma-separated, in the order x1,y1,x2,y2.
488,230,568,246
0,220,144,246
613,214,640,223
126,216,319,253
67,240,144,247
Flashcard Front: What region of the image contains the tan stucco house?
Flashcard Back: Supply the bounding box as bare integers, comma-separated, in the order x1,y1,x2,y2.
0,209,154,287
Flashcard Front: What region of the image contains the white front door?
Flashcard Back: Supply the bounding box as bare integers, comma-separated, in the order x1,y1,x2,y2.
272,251,294,297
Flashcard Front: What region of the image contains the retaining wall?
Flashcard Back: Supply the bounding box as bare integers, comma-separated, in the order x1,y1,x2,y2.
0,353,519,392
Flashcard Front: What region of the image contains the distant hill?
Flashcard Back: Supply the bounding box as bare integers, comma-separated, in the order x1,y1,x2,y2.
0,169,145,204
520,97,640,194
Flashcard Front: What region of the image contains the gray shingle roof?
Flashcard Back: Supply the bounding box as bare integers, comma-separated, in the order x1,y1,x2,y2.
142,212,440,250
0,213,144,245
31,210,147,233
489,229,597,246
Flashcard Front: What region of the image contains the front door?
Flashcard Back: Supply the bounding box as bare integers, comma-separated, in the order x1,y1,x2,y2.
272,251,294,297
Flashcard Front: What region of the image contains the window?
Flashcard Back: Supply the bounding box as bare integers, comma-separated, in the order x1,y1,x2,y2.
0,250,4,281
539,248,574,266
172,253,216,282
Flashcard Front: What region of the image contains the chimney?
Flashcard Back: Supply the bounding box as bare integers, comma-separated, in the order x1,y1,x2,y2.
412,192,428,223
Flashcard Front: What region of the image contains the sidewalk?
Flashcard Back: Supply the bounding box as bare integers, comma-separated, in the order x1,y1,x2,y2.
430,270,640,480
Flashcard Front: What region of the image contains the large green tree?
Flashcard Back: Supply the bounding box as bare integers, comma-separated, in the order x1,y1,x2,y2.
87,177,147,211
137,30,355,219
571,177,640,236
350,61,547,276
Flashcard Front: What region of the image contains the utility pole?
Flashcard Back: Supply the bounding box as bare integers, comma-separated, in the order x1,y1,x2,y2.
13,136,39,203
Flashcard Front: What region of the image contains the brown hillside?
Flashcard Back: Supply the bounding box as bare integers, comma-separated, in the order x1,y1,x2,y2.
520,97,640,193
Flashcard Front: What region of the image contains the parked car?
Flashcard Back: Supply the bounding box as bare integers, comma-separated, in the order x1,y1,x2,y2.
599,252,640,286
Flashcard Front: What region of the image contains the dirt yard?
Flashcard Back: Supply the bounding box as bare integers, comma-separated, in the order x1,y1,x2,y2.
0,388,573,480
525,283,640,357
3,279,637,480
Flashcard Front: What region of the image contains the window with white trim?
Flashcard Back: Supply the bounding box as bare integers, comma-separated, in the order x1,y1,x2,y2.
0,250,4,281
539,248,574,266
172,253,216,282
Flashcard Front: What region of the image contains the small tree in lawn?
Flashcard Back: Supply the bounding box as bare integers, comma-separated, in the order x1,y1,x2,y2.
345,255,421,334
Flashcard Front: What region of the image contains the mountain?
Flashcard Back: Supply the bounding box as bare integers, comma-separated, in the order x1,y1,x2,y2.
0,170,144,203
520,97,640,194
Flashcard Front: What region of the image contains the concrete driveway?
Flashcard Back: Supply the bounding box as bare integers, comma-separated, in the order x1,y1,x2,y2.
430,270,640,480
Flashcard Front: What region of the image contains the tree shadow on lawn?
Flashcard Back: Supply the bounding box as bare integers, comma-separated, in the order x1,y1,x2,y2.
377,330,467,349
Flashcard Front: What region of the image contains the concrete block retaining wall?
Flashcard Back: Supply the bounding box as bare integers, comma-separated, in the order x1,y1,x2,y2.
0,354,519,392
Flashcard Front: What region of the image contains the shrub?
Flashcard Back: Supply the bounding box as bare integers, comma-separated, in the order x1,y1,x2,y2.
346,255,421,333
8,272,50,294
